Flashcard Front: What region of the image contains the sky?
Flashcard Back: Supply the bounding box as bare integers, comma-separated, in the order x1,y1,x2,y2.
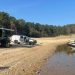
0,0,75,25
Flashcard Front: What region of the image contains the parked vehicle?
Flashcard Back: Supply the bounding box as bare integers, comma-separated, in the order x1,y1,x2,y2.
68,39,75,47
0,28,37,47
0,28,14,47
10,35,37,45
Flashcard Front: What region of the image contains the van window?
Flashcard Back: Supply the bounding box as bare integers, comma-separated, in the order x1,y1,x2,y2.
20,36,23,38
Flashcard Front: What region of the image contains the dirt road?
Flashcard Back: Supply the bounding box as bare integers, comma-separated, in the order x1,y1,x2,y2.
0,36,70,75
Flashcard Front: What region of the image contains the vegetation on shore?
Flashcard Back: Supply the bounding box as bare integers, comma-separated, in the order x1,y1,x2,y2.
56,44,75,55
0,11,75,37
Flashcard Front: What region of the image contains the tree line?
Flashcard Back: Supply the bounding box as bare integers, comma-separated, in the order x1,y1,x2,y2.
0,11,75,37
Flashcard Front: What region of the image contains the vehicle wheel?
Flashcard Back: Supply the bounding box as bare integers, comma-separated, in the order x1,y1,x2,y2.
14,40,18,44
5,42,10,48
1,41,4,47
1,41,10,48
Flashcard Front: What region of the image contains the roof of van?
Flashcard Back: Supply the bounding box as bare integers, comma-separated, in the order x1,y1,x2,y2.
12,35,27,37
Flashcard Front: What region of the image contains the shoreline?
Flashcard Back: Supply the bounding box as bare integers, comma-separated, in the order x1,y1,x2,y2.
37,41,70,74
0,36,70,75
32,37,70,75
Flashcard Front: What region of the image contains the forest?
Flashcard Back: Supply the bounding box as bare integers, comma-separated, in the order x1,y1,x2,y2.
0,11,75,37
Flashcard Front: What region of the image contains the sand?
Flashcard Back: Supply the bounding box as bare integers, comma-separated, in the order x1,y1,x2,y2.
0,36,70,75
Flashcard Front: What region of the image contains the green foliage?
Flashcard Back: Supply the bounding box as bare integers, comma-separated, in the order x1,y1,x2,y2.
0,12,10,28
0,11,75,37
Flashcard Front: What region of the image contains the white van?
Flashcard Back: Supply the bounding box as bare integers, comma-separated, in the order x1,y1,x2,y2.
10,35,28,44
10,35,37,45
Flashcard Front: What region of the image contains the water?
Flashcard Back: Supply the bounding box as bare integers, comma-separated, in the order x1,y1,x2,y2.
38,44,75,75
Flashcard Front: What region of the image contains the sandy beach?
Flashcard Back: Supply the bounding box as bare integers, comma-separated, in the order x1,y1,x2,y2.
0,36,70,75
